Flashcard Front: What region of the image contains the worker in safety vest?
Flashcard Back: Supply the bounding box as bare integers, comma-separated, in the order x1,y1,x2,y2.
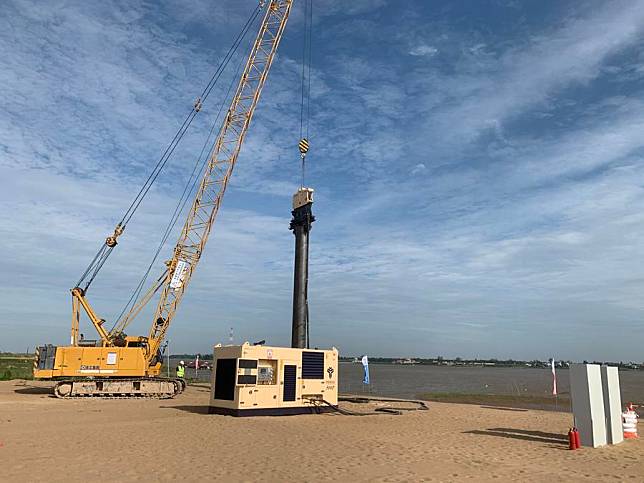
176,360,186,379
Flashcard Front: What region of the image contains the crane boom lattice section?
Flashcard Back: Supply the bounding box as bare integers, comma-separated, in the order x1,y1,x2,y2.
146,1,293,358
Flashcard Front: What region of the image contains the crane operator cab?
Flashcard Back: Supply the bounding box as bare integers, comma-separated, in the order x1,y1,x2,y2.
209,342,338,416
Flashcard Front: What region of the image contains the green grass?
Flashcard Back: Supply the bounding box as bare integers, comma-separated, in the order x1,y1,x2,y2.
417,392,571,412
0,356,34,381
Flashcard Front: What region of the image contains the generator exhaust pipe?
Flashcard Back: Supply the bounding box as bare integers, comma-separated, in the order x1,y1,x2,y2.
290,187,315,349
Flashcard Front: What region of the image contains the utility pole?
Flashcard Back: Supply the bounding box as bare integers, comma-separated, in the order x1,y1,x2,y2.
290,187,314,349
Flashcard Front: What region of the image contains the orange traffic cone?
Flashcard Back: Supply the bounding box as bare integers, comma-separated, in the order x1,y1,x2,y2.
623,403,639,439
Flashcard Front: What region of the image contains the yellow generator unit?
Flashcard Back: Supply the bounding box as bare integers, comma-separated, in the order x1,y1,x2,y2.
209,343,338,416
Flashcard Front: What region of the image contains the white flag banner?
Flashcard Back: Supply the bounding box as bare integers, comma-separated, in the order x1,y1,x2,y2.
361,355,370,385
551,359,557,396
170,260,189,290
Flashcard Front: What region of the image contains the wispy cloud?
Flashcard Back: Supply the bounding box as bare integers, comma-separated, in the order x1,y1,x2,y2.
414,0,644,156
3,0,644,361
409,44,438,57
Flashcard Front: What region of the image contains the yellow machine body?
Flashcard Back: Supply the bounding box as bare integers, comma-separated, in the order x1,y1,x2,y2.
33,340,161,380
209,343,338,416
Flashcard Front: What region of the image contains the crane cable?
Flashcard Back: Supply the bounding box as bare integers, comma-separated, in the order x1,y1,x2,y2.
294,0,313,347
298,0,313,187
111,45,252,333
76,4,264,293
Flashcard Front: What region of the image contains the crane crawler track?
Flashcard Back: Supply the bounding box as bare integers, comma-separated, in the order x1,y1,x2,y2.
53,378,183,399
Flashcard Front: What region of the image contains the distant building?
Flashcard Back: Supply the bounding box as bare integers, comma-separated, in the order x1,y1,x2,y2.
392,358,419,365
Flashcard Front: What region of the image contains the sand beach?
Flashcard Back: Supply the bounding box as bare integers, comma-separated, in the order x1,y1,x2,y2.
1,380,642,482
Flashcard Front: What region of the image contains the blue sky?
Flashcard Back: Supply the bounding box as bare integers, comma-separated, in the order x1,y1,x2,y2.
2,0,644,360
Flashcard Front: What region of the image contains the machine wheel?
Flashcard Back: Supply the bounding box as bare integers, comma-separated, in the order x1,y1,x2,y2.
54,382,73,398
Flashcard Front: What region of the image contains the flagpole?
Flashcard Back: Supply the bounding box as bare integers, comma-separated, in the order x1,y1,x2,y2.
551,358,558,411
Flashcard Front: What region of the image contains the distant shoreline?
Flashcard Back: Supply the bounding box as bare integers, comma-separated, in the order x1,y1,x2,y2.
339,360,644,370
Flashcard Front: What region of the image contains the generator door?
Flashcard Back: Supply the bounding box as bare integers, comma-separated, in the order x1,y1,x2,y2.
214,358,236,400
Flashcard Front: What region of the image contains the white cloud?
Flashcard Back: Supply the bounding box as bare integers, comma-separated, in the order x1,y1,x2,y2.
411,163,426,174
409,44,438,57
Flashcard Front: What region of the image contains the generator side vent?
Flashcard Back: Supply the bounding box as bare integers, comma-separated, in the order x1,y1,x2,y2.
237,375,257,385
302,351,324,379
283,364,297,401
238,359,258,369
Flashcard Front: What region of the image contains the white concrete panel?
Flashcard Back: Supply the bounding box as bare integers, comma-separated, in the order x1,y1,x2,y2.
570,363,607,448
601,366,623,445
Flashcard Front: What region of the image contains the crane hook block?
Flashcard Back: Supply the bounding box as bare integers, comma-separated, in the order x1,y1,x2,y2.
105,223,124,248
298,138,309,156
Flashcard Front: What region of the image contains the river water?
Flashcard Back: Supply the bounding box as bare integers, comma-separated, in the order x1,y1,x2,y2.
338,363,644,404
185,361,644,405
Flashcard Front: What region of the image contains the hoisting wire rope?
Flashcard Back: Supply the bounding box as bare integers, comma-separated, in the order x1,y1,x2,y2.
76,4,263,293
298,0,313,187
111,44,252,333
296,0,313,348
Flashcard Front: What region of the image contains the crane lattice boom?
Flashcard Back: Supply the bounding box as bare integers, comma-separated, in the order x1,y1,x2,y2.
146,1,293,359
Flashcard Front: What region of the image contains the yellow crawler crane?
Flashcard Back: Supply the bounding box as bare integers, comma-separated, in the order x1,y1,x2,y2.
34,0,294,398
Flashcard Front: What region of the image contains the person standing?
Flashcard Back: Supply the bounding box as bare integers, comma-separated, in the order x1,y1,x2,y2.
176,360,186,379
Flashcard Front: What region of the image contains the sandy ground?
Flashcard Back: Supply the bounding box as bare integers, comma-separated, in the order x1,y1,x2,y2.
1,380,642,482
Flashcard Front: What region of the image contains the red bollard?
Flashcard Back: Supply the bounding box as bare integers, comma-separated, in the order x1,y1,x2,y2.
568,428,577,450
573,427,581,448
